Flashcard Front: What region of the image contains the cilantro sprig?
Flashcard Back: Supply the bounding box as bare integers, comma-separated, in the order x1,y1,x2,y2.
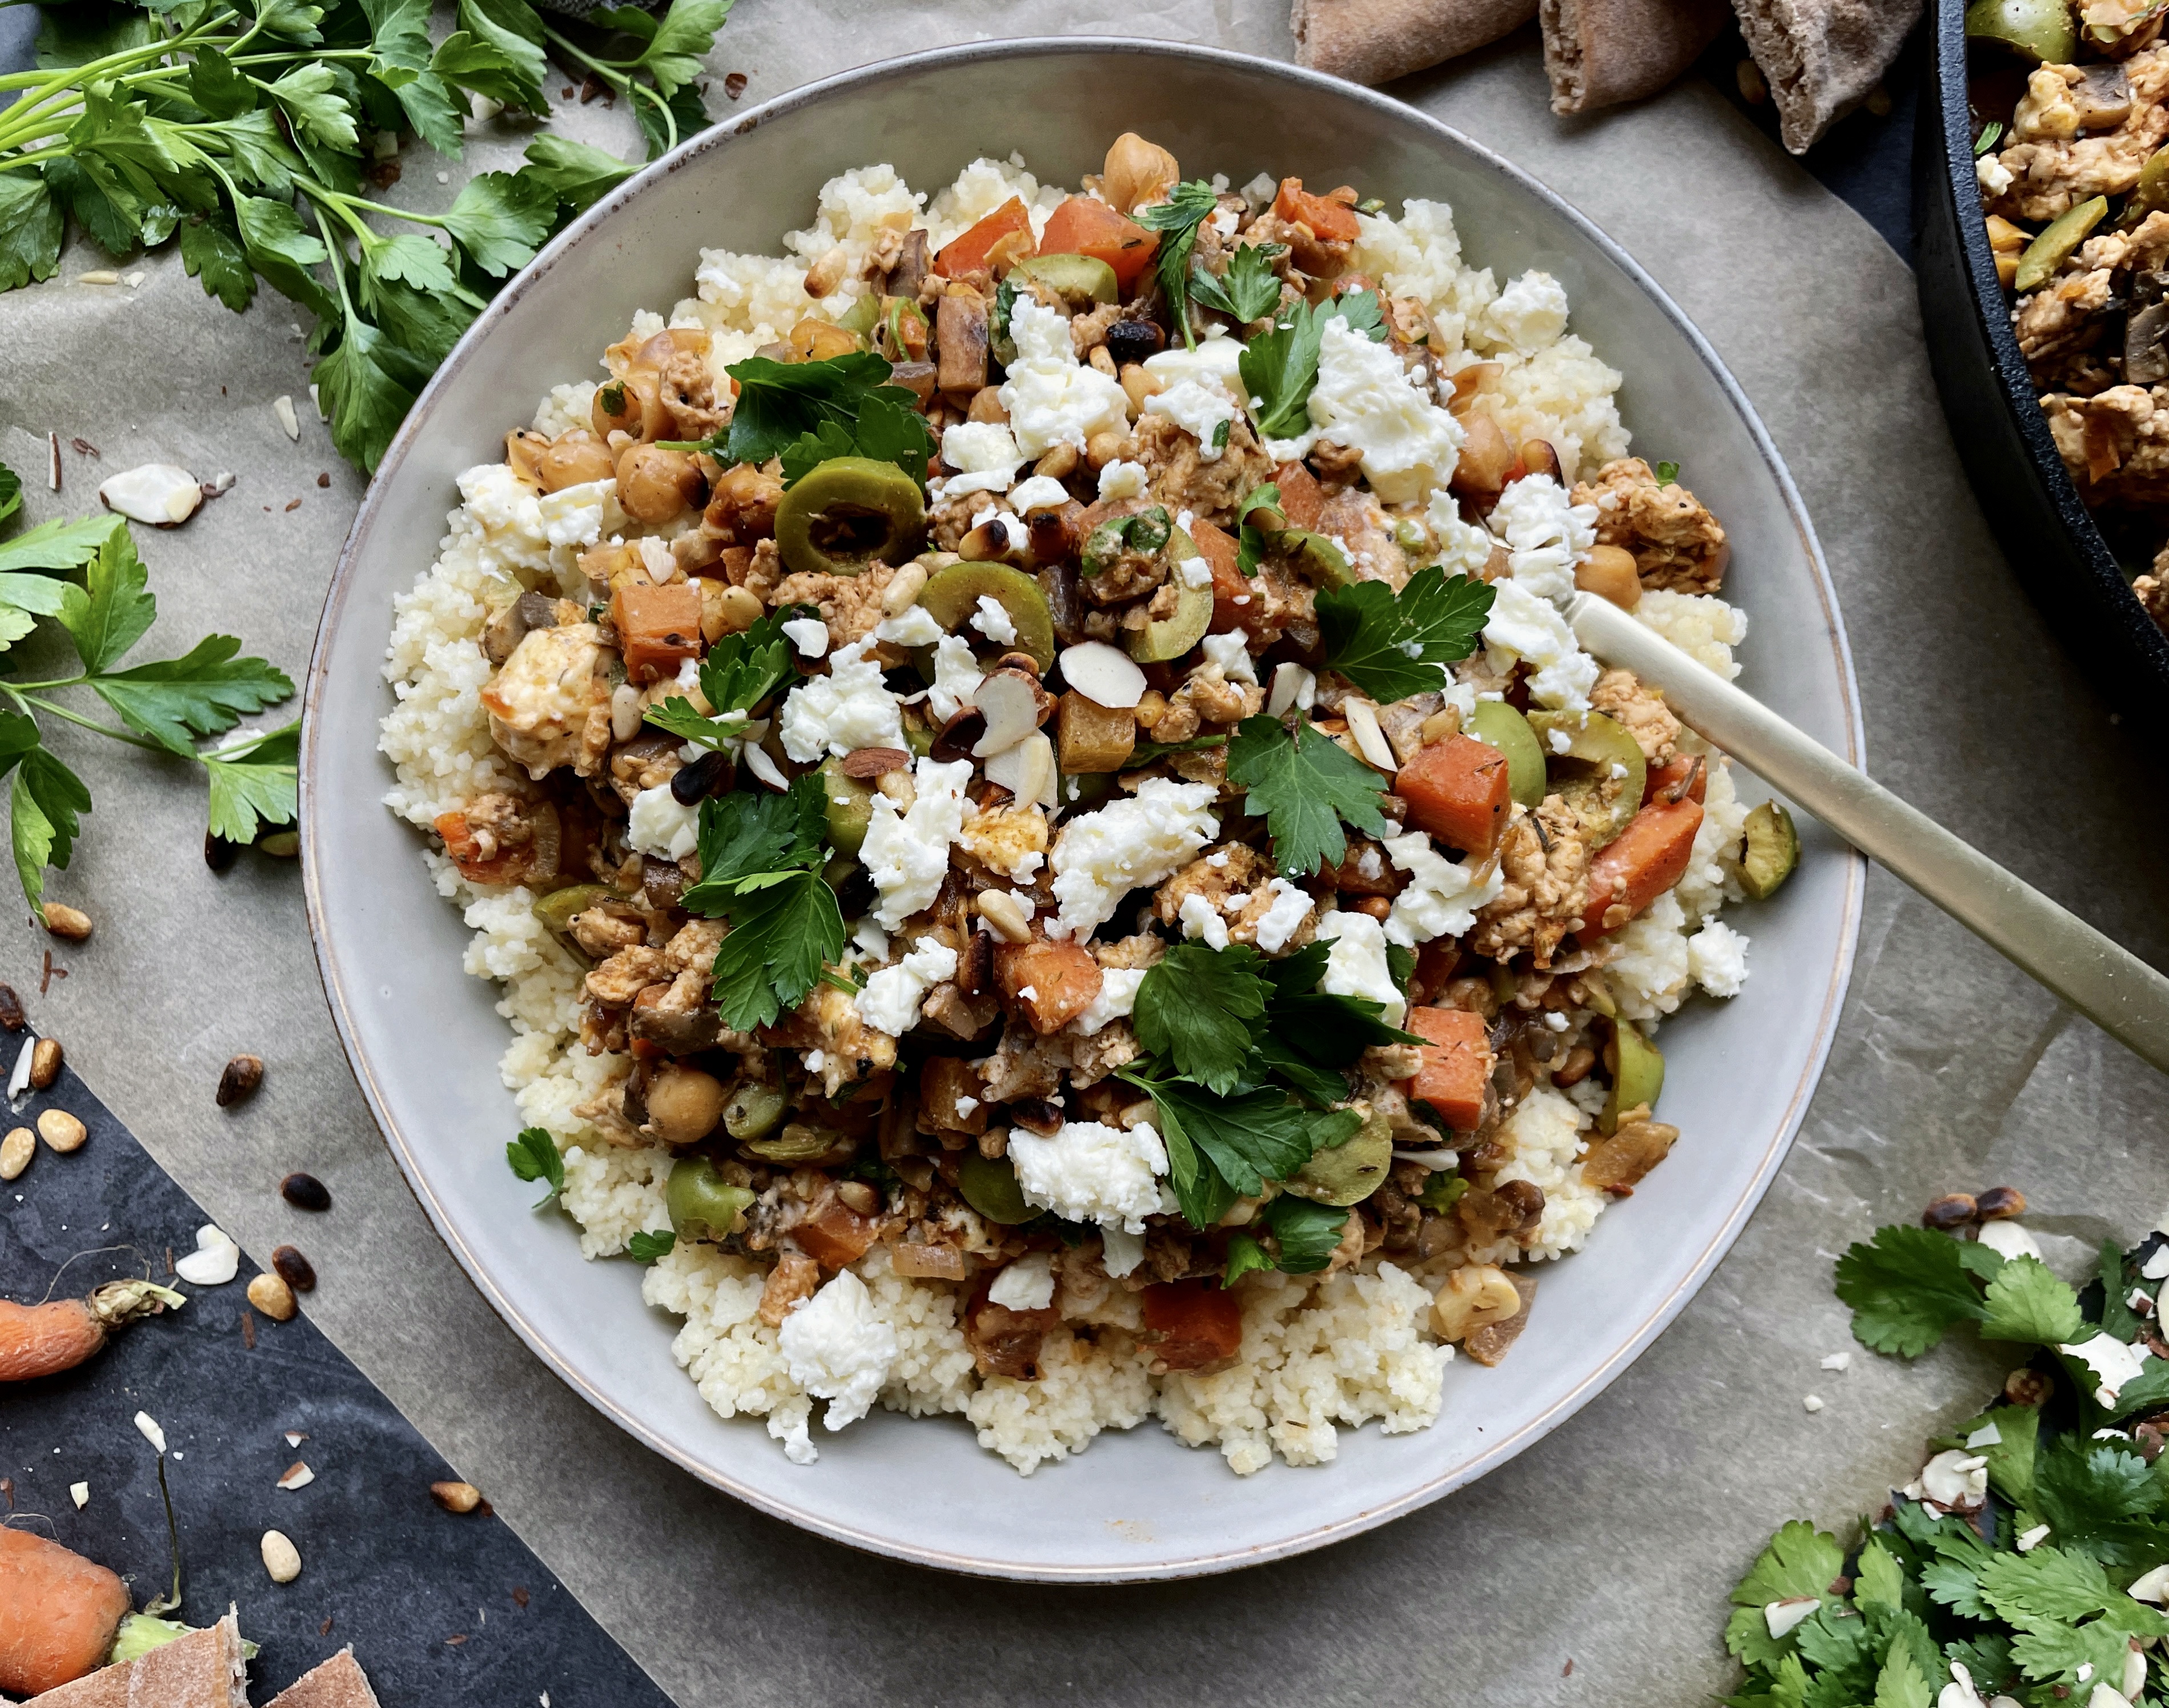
645,605,805,747
1132,180,1219,349
0,0,733,471
1226,714,1389,877
1319,565,1498,704
0,489,296,914
679,778,845,1031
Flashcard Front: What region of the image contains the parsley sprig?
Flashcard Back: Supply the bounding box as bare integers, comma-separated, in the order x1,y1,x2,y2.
678,778,845,1031
644,605,805,747
1132,179,1219,349
0,486,295,914
1318,564,1497,704
505,1124,565,1207
704,350,938,486
1239,288,1387,443
1188,241,1284,324
1226,714,1389,877
0,0,733,471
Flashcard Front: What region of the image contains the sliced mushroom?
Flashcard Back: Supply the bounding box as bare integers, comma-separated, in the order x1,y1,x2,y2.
2073,63,2133,131
2131,280,2169,385
935,287,990,397
885,228,931,300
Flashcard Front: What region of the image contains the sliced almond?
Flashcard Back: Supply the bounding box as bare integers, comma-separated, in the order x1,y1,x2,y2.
1343,698,1398,773
1267,662,1318,718
98,464,203,527
277,1461,314,1490
970,670,1048,758
838,747,909,779
1058,641,1146,710
985,730,1055,809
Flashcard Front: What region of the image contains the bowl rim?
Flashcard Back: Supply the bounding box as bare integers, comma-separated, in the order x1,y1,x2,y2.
1924,0,2169,696
302,34,1867,1580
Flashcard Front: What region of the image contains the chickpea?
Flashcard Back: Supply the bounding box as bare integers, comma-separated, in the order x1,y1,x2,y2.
788,317,860,361
700,581,764,643
592,369,670,441
616,443,704,525
1099,132,1180,215
1574,544,1642,610
504,429,550,483
705,461,783,537
644,1064,729,1146
536,430,617,492
966,386,1009,425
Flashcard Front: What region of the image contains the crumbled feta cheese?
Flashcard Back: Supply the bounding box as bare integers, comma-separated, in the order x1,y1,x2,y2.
1048,777,1220,939
1687,919,1750,998
1487,270,1571,352
536,479,615,551
926,633,985,725
999,298,1131,455
1142,333,1245,393
1965,1421,2003,1448
1008,1118,1168,1232
626,783,701,862
1802,1394,1824,1413
1978,153,2015,197
1546,728,1572,754
2060,1332,2151,1407
781,616,831,659
1489,473,1596,600
1381,832,1503,947
1071,967,1147,1038
1315,910,1404,1026
970,594,1019,647
988,1251,1056,1311
1252,878,1315,954
941,420,1025,495
1200,630,1258,685
1096,458,1149,500
777,1270,898,1441
69,1481,88,1509
861,757,973,929
875,605,945,648
1304,316,1464,504
1100,1226,1145,1277
1424,488,1494,579
1179,891,1230,949
1483,578,1598,710
1143,380,1240,460
1819,1351,1851,1372
1007,475,1070,513
2016,1523,2051,1552
1976,1219,2042,1262
854,938,959,1036
779,639,906,761
954,1095,979,1116
2144,1244,2169,1281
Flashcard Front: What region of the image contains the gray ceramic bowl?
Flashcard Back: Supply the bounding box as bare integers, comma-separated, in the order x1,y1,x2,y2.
303,39,1866,1581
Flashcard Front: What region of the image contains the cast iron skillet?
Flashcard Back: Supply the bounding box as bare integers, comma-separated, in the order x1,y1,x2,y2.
1915,0,2169,733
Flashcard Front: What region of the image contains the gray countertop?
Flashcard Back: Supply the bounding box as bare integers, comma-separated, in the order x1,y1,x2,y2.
3,10,2166,1705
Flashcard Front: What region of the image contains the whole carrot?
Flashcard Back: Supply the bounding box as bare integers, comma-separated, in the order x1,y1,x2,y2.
0,1280,184,1383
0,1527,131,1695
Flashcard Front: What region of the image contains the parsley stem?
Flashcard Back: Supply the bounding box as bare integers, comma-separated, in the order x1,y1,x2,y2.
9,694,168,755
313,199,358,324
538,27,674,150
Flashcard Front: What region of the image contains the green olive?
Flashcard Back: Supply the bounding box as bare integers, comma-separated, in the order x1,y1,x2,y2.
1125,528,1214,664
901,708,937,758
958,1150,1035,1224
917,560,1057,670
834,292,882,339
1286,1106,1393,1206
1601,1020,1665,1135
1526,710,1648,848
818,757,875,857
1265,527,1356,590
774,456,926,578
1965,0,2077,62
1010,252,1120,306
2129,146,2169,226
1082,506,1173,577
1466,702,1548,810
666,1156,754,1243
744,1122,837,1163
530,882,625,936
2015,195,2108,294
1739,799,1800,901
722,1080,788,1143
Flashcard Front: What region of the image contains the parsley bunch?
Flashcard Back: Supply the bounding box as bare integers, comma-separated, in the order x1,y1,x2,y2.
678,777,845,1031
0,479,294,916
1119,939,1416,1267
0,0,734,471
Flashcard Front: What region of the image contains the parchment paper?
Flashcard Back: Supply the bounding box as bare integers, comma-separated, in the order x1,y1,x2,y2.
3,11,2167,1706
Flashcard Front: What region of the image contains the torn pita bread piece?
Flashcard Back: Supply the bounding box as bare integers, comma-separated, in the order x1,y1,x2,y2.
266,1649,381,1708
1292,0,1536,87
1732,0,1926,152
29,1612,247,1707
1540,0,1730,112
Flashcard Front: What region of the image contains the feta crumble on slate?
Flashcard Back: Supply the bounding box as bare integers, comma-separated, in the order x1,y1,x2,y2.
380,132,1788,1475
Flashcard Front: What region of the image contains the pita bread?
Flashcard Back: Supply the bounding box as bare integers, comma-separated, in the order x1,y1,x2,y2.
266,1649,381,1708
1731,0,1925,152
1540,0,1730,112
1292,0,1536,87
29,1613,246,1707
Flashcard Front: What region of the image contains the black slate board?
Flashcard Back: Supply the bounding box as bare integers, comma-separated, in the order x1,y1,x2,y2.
0,1062,677,1708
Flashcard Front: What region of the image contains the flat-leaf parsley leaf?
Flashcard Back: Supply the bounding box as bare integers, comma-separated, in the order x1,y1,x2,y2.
1226,714,1389,877
1318,565,1497,704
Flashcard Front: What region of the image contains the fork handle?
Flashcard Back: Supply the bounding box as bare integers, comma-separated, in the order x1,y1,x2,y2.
1564,590,2169,1077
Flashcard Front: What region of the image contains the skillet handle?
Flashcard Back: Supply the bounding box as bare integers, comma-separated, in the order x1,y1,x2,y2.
1564,590,2169,1078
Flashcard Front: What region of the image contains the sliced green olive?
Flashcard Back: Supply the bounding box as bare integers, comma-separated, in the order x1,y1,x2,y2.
1467,701,1548,810
1082,506,1173,577
1061,769,1116,811
1127,579,1214,664
1965,0,2077,62
917,560,1057,669
1266,526,1356,589
901,707,937,758
1601,1020,1665,1135
833,292,882,340
2130,146,2169,226
1526,710,1648,848
744,1122,838,1163
666,1156,754,1243
1739,799,1800,901
2015,195,2108,294
774,456,926,577
530,882,625,935
722,1080,788,1143
1010,252,1120,306
818,757,875,857
959,1150,1035,1224
1286,1106,1393,1206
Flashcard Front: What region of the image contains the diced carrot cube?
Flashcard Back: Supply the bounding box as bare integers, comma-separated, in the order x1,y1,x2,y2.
1582,798,1705,938
1273,178,1360,244
1141,1279,1244,1371
1405,1006,1493,1131
935,196,1035,279
994,937,1104,1035
1272,459,1326,531
1038,195,1159,292
1396,736,1512,858
612,581,703,684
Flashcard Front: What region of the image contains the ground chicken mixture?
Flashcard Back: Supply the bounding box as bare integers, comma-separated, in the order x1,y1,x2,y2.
379,137,1782,1476
1972,1,2169,629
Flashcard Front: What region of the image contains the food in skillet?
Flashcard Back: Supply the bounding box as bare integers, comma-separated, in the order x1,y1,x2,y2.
1967,0,2169,628
380,136,1786,1473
